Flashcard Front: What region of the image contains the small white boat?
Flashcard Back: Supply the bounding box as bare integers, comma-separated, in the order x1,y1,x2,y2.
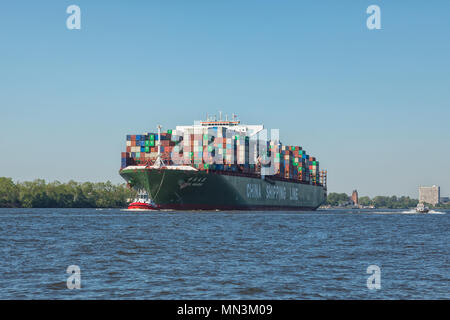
416,202,429,214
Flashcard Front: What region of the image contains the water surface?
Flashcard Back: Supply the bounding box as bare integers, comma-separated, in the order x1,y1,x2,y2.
0,208,448,299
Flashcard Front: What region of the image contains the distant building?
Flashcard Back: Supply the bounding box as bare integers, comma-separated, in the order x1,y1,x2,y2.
440,196,450,204
351,190,358,205
419,185,440,206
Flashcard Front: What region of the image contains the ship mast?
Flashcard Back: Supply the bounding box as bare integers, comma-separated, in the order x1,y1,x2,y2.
154,124,165,168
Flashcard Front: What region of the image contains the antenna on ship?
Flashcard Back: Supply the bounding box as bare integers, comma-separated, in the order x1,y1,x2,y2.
154,124,165,168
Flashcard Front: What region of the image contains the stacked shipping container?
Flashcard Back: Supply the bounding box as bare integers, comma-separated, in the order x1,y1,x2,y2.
121,127,322,185
122,132,176,167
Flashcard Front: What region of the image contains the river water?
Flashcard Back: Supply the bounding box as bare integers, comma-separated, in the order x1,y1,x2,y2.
0,208,448,299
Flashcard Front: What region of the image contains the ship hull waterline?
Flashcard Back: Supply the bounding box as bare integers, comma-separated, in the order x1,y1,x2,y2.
120,167,327,211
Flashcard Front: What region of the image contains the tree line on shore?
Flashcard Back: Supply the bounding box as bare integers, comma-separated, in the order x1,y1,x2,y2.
326,192,418,208
326,192,450,209
0,177,136,208
1,177,448,209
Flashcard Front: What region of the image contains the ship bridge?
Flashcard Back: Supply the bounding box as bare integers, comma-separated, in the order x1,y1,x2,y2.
176,113,264,137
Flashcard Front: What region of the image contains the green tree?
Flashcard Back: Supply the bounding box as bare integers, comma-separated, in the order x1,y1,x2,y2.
370,195,418,209
326,193,350,206
0,177,20,207
18,179,51,208
372,196,388,208
0,177,136,208
358,196,373,206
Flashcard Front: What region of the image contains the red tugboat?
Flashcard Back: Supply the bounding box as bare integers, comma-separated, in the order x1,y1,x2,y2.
127,190,159,210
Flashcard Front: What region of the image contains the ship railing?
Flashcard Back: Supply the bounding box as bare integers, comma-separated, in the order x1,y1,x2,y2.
120,164,324,187
202,169,324,187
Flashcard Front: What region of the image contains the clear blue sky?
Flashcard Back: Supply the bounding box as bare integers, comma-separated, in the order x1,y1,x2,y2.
0,1,449,198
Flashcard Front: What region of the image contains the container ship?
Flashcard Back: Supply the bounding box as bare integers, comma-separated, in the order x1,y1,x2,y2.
119,115,327,210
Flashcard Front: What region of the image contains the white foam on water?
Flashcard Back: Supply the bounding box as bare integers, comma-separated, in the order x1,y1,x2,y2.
400,209,417,214
428,210,446,215
397,209,446,215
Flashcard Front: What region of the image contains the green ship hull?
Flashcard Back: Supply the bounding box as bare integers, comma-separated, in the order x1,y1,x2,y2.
120,167,326,210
